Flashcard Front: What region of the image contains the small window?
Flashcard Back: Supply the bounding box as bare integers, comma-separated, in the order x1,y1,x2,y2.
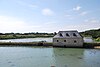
59,33,63,37
64,40,66,42
74,40,77,43
66,33,69,36
73,33,77,37
57,40,59,42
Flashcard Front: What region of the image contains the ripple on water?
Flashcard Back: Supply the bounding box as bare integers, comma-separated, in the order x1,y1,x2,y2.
11,64,15,67
8,61,12,63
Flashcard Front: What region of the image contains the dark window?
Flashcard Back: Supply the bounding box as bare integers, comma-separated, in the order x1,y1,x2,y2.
73,33,77,37
64,40,66,42
59,33,63,37
57,40,59,42
66,33,69,36
74,40,77,43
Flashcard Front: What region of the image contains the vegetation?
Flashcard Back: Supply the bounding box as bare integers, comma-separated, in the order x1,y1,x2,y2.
80,28,100,38
0,41,100,48
0,42,53,46
0,28,100,40
0,32,55,39
95,37,100,42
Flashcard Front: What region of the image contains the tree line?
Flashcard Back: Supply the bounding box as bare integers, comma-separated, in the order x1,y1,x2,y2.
80,28,100,38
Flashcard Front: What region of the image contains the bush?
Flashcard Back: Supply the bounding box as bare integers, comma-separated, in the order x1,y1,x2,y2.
96,37,100,42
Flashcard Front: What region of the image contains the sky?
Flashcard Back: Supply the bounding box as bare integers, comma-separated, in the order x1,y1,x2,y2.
0,0,100,33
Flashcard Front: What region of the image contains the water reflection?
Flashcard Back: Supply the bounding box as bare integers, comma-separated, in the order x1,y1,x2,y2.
84,49,100,67
0,47,100,67
53,48,84,67
53,48,100,67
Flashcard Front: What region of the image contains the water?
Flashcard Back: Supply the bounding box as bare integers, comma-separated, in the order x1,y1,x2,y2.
0,38,52,42
0,47,100,67
83,37,94,43
0,37,93,43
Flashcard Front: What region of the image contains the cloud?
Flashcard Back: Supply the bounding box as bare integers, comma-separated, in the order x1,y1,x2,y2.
85,19,99,23
64,14,74,19
0,16,57,33
80,11,87,16
58,18,100,32
65,14,71,17
0,16,41,33
73,6,81,11
44,21,56,25
77,19,100,31
0,16,27,32
42,8,54,16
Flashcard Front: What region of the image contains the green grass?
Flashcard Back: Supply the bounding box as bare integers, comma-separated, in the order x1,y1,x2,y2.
0,34,53,40
95,37,100,42
0,42,53,46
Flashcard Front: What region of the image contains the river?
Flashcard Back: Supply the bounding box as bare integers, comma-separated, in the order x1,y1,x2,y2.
0,47,100,67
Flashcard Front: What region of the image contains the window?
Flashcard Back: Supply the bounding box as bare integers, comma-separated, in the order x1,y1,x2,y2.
74,40,77,43
59,33,63,37
66,33,69,36
57,40,59,42
64,40,66,42
73,33,77,37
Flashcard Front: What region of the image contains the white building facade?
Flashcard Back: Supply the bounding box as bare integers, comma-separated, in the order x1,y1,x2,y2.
53,30,83,47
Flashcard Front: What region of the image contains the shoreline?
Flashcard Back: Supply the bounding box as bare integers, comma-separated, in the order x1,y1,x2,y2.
0,42,100,49
0,37,53,40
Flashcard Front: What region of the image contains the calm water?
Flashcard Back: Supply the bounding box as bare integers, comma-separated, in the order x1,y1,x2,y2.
0,38,52,42
0,37,93,43
0,47,100,67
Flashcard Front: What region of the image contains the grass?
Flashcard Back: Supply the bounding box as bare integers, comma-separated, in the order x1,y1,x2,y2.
95,37,100,42
0,42,53,47
0,34,53,40
0,41,100,49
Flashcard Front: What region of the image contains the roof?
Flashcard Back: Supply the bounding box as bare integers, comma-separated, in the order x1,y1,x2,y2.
53,30,82,38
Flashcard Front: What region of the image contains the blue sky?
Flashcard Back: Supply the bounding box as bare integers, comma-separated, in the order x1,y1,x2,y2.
0,0,100,33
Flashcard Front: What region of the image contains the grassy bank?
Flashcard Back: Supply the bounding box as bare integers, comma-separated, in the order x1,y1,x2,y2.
0,42,100,48
0,42,53,47
83,42,100,48
0,34,54,40
94,37,100,42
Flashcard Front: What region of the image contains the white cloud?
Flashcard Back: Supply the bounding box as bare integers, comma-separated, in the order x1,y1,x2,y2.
65,14,71,17
73,6,81,11
64,14,74,19
0,16,57,33
0,15,99,33
0,16,41,33
44,21,57,25
85,19,99,23
58,19,100,32
0,16,26,32
80,11,87,16
78,19,100,31
42,8,54,16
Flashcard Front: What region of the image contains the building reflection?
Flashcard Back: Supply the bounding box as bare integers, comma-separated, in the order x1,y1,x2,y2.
52,48,84,67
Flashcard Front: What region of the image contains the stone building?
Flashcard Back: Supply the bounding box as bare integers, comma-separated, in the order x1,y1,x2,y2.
53,30,83,47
